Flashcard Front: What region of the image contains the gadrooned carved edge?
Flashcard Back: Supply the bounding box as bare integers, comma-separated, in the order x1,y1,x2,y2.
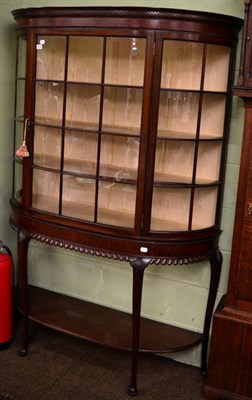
11,6,242,27
9,219,212,266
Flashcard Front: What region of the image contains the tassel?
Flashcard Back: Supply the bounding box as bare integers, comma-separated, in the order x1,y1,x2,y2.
16,141,29,158
16,118,30,158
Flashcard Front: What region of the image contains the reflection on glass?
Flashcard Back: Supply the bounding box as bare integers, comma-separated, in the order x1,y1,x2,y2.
33,126,62,169
35,81,64,125
158,91,199,138
103,87,143,134
200,94,226,138
64,130,98,175
196,142,222,184
97,181,136,227
68,36,103,83
65,84,101,130
105,37,146,86
36,36,66,81
151,187,191,231
17,36,27,78
16,80,25,119
154,140,195,183
62,175,95,221
204,45,230,92
192,187,218,229
100,135,139,180
32,169,60,213
161,41,203,90
14,161,22,203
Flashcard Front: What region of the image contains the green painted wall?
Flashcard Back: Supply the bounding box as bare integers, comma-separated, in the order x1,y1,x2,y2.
0,0,245,366
0,1,21,252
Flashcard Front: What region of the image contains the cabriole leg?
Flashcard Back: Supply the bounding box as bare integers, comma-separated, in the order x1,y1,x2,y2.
17,230,30,357
127,257,149,396
201,248,222,375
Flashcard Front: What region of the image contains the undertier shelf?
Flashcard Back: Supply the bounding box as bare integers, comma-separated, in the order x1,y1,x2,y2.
19,285,203,353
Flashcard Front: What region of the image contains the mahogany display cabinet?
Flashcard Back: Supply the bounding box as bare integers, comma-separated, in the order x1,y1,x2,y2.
9,7,242,396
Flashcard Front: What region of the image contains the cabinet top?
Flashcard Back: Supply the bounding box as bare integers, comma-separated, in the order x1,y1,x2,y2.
12,6,242,35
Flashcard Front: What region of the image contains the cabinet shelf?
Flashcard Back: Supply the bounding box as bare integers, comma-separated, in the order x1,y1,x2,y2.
34,122,223,140
32,195,135,228
157,129,223,140
33,155,218,186
20,285,202,353
34,154,138,181
34,118,141,136
154,172,218,185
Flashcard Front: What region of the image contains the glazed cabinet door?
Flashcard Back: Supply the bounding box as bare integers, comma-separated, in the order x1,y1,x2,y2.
145,34,232,233
30,31,153,230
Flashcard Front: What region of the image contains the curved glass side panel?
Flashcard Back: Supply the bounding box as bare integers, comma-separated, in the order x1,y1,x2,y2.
192,187,218,230
14,36,27,204
204,45,230,92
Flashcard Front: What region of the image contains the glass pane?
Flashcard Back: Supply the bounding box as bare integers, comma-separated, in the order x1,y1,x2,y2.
15,121,24,152
33,126,62,169
204,45,230,92
35,81,64,125
154,140,195,183
192,187,218,230
36,36,66,81
68,36,103,83
196,142,222,184
16,79,25,119
64,130,98,175
158,91,199,138
17,36,27,78
105,37,146,86
62,176,95,221
97,181,136,227
161,41,203,90
102,87,143,134
32,169,60,213
14,161,22,203
100,135,139,180
200,94,226,138
65,84,101,130
151,188,191,231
